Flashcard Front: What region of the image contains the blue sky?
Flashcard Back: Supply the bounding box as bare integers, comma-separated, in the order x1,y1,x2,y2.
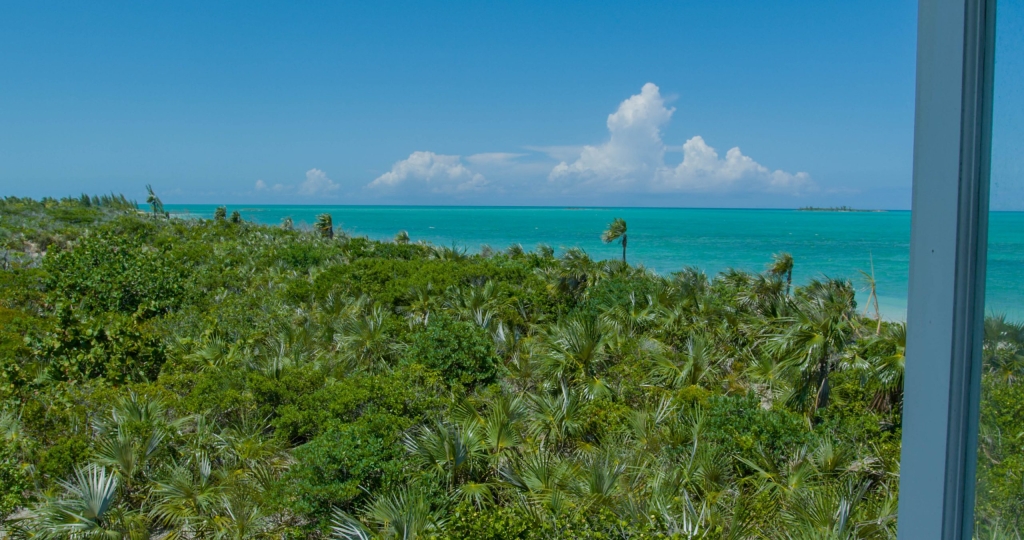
0,1,934,208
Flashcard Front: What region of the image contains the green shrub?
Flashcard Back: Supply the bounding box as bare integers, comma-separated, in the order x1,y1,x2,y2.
36,435,91,483
281,412,412,528
44,230,188,317
699,394,811,465
33,308,166,384
0,440,29,519
405,315,499,387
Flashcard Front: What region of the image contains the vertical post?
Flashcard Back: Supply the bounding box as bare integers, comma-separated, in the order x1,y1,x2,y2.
898,0,995,538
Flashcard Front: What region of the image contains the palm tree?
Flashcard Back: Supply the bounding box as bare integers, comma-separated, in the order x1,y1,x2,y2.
394,230,410,244
497,449,577,525
539,315,609,384
781,480,896,539
401,283,436,326
404,421,486,491
550,247,603,301
333,487,445,540
525,388,587,448
769,252,794,295
453,394,526,468
230,210,242,224
506,243,525,257
863,322,906,412
600,292,658,338
859,254,882,334
770,279,856,419
211,490,277,539
28,465,128,537
982,315,1024,384
150,458,222,536
315,213,334,239
281,217,294,231
145,184,164,217
214,206,227,221
335,302,396,370
601,218,628,263
429,243,468,261
650,334,722,389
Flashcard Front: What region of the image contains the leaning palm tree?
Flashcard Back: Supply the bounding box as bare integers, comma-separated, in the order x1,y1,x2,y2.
145,184,164,217
394,230,410,245
601,218,628,263
315,213,334,239
858,254,882,334
769,252,794,295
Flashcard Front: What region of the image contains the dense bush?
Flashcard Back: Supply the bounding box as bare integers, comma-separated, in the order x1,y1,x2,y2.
4,194,1016,538
44,230,188,316
405,315,500,387
283,412,412,528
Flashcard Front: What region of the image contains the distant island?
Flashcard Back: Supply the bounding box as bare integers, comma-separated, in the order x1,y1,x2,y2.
797,206,887,212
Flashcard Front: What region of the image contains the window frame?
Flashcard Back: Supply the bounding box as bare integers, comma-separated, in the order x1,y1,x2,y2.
897,0,996,537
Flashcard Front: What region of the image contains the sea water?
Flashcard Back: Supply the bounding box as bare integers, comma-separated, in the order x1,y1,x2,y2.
165,205,1024,321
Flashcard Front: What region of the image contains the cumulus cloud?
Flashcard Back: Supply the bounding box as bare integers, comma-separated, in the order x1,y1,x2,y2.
255,179,290,192
298,168,340,196
550,83,813,194
653,136,813,193
368,151,487,193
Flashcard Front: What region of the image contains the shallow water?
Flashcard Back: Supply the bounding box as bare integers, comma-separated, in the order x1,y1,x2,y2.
165,205,1024,321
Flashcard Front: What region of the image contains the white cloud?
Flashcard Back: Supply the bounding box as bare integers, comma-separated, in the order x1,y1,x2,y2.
524,145,587,162
298,168,340,196
550,83,813,194
368,151,487,193
653,136,814,193
465,152,526,166
255,179,267,191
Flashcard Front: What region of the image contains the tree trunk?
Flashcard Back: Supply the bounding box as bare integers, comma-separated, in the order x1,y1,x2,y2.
873,286,882,335
815,360,831,413
621,235,627,263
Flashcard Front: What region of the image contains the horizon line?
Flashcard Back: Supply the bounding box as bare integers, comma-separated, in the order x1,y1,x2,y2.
163,203,913,212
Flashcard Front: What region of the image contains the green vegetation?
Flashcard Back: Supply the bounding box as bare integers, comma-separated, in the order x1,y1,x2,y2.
601,218,628,263
0,195,1020,538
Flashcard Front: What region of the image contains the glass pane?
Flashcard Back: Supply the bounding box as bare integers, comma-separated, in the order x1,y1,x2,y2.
973,0,1024,534
0,3,920,539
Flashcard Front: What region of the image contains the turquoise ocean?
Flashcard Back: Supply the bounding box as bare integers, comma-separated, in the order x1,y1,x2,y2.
165,205,1024,321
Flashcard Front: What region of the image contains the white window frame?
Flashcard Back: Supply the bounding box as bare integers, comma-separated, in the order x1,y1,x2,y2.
898,0,996,537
